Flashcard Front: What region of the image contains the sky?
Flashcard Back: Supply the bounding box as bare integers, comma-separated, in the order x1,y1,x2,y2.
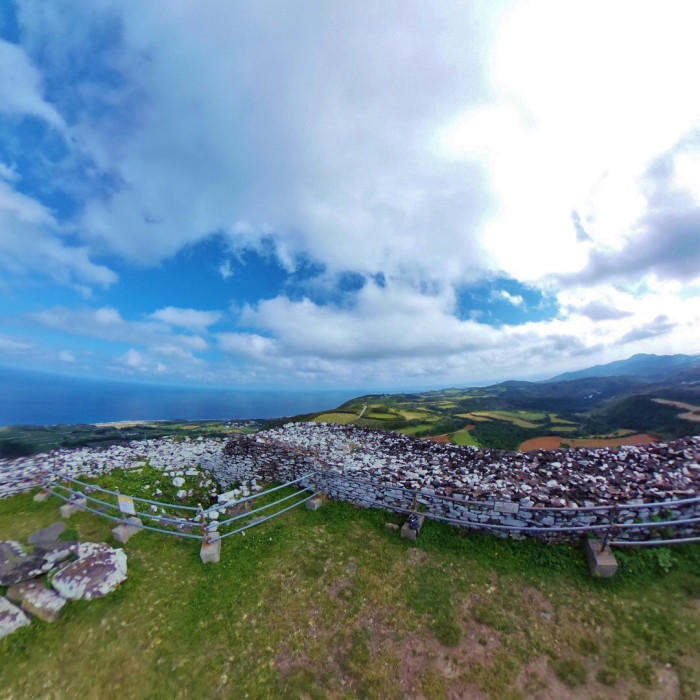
0,0,699,390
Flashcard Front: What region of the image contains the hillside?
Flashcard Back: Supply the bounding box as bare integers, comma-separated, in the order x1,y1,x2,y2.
550,353,700,383
1,491,698,697
287,356,700,451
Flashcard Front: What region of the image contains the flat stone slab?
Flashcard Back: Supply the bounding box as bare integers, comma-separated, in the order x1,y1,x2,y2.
200,538,221,564
0,540,26,567
7,580,67,623
51,543,127,600
401,515,425,541
0,597,31,638
33,541,78,566
28,522,66,546
0,544,53,586
585,539,618,578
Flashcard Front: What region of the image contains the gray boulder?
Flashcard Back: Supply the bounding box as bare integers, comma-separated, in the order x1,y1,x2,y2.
6,580,67,622
51,542,127,600
27,522,66,546
0,597,31,638
0,541,54,586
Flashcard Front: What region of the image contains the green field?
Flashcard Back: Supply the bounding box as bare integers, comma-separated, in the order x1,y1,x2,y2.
1,491,698,698
399,409,439,421
312,412,357,424
471,411,541,429
396,423,437,435
451,429,480,446
549,414,577,425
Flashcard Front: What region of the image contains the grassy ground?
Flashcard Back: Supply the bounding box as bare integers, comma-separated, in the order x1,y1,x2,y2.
471,411,541,429
1,491,698,699
312,412,358,424
451,430,480,447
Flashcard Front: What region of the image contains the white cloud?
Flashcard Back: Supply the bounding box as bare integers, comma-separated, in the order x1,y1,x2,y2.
0,162,18,181
120,348,144,369
492,289,524,307
149,306,222,332
218,259,233,280
58,350,75,362
0,179,117,290
0,38,66,130
0,336,33,352
33,306,209,354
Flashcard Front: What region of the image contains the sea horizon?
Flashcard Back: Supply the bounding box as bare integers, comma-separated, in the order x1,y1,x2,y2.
0,366,361,426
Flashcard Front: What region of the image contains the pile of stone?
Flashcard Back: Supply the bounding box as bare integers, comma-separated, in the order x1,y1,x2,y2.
0,436,228,500
222,423,700,508
0,522,127,639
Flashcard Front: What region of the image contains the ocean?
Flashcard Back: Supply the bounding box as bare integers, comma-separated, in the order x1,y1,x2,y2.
0,367,361,426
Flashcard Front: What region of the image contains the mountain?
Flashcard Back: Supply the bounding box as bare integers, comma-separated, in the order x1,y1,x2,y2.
549,353,700,383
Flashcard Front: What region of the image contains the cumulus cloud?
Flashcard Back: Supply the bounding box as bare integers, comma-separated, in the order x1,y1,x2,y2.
0,179,117,290
562,133,700,287
616,315,676,345
33,306,208,353
148,306,222,332
492,289,524,307
0,336,33,352
573,301,632,322
218,259,234,280
0,38,66,130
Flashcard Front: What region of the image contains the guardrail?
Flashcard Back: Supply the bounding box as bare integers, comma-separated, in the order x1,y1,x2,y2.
3,468,698,548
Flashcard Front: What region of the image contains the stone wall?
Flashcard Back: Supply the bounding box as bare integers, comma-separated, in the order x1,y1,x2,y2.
219,423,700,543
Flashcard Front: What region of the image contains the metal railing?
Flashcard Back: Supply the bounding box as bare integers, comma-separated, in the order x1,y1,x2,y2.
3,465,698,548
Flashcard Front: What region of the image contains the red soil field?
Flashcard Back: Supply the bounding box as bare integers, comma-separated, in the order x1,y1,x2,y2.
426,433,451,443
518,433,661,452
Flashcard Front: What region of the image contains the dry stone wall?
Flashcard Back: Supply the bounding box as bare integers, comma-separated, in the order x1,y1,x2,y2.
221,423,700,543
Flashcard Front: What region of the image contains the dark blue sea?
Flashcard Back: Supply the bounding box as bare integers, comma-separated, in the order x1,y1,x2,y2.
0,367,361,426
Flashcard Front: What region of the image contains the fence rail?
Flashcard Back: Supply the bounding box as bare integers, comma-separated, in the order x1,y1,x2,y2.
2,466,698,547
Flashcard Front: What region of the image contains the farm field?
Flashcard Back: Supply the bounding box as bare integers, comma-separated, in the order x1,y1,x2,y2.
451,428,480,446
312,412,358,424
471,411,541,429
519,434,661,452
1,491,698,698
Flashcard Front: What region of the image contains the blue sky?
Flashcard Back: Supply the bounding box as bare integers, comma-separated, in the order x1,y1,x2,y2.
0,1,699,389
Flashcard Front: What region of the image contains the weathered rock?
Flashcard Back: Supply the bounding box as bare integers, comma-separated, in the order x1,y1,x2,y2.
51,543,127,600
28,521,66,546
0,540,26,566
33,541,78,566
7,580,67,622
33,489,50,502
0,541,54,586
0,597,31,638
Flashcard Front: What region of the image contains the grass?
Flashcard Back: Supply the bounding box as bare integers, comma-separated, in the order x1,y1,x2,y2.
451,429,480,446
399,410,439,421
549,414,577,425
312,412,357,424
471,411,541,429
1,491,698,698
